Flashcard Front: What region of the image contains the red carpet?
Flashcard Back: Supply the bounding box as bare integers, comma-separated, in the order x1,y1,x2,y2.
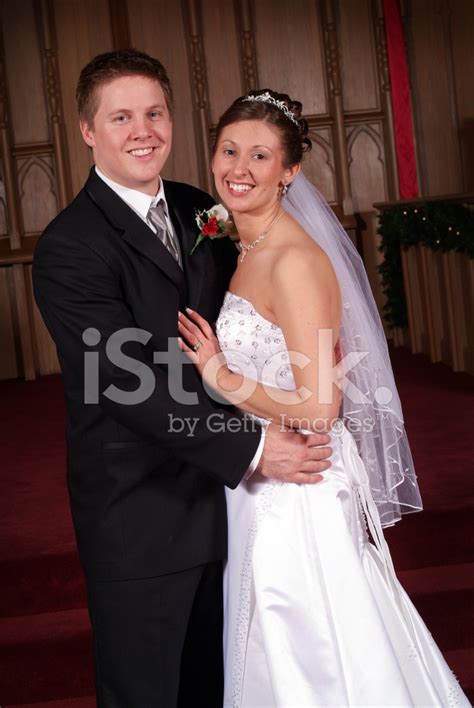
1,347,473,705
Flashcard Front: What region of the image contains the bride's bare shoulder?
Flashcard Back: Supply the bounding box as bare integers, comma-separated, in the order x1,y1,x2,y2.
271,216,336,287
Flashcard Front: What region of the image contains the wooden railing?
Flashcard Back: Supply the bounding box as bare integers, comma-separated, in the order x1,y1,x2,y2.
374,193,474,375
0,236,59,381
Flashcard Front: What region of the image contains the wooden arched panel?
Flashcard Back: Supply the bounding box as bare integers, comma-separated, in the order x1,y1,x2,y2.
347,123,387,212
18,156,58,235
303,128,337,203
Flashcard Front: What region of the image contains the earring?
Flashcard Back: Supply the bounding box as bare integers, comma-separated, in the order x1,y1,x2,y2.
281,183,289,198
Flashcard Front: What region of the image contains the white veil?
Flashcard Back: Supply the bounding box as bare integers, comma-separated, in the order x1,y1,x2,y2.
283,172,422,526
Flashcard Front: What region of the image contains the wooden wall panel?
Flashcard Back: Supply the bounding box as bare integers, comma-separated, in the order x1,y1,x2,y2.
359,209,386,317
458,253,474,373
304,128,337,203
11,261,35,379
449,0,474,191
429,251,447,361
26,265,60,375
347,123,387,212
337,0,379,112
128,0,200,187
0,173,7,237
406,0,463,196
201,0,243,126
0,0,471,379
1,0,49,145
254,0,328,116
54,0,113,196
0,268,18,379
401,245,473,373
18,155,58,235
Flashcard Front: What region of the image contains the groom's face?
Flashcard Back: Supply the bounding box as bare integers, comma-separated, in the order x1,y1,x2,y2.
80,75,172,196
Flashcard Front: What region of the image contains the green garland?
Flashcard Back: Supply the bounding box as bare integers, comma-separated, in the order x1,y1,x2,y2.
377,201,474,329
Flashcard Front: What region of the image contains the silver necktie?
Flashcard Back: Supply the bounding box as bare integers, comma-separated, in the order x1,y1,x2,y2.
147,200,182,266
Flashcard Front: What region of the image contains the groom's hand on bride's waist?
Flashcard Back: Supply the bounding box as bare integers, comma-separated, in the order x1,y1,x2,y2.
255,424,331,484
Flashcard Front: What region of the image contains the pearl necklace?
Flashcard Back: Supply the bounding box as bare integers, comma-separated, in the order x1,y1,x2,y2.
239,210,285,263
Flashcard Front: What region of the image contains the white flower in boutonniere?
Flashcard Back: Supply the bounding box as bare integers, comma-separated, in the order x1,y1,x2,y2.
190,204,238,255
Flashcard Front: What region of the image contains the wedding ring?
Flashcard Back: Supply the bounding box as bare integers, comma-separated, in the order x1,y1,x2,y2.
192,340,203,352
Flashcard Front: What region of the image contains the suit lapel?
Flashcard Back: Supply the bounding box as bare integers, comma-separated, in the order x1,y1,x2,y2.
164,182,207,309
120,224,184,291
85,169,185,293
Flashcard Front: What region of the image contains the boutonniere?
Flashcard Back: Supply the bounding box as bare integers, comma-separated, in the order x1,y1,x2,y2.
190,204,237,255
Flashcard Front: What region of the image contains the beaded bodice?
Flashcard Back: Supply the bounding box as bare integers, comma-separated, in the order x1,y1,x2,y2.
216,291,296,392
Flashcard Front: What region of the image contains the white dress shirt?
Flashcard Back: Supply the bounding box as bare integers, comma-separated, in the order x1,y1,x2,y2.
95,166,264,478
95,167,175,234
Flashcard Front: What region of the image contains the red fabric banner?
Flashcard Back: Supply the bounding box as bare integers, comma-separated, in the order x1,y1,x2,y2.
383,0,419,198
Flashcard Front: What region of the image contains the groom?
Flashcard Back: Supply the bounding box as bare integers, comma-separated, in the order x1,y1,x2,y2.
33,49,332,707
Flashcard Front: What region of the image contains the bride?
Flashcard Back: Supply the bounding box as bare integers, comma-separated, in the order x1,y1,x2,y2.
178,89,469,707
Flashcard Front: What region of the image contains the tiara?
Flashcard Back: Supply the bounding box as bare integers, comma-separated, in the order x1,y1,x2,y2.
242,91,299,126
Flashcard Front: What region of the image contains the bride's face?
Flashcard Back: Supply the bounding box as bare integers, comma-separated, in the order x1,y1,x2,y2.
212,120,297,215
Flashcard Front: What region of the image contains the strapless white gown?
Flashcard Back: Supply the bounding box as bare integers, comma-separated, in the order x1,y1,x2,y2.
216,291,469,708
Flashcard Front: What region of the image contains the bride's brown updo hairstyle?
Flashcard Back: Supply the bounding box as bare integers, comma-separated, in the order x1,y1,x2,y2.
213,88,312,168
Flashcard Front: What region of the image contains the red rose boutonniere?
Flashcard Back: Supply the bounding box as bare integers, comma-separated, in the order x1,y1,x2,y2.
190,204,236,255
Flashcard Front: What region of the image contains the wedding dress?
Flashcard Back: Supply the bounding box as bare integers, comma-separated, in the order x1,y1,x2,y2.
217,290,469,708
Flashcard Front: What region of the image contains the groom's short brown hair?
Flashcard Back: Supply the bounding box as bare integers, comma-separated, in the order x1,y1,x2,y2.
76,48,174,127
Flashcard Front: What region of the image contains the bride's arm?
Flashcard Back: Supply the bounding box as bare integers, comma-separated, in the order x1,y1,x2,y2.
178,249,342,432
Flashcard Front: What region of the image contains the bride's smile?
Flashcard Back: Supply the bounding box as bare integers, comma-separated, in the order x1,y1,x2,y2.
212,119,298,239
226,180,255,196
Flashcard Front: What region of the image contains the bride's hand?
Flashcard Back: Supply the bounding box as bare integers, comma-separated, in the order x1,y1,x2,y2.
178,308,229,384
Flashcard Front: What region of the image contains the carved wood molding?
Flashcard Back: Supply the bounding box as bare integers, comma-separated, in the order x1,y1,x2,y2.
182,0,213,194
210,113,335,134
0,37,7,133
399,0,427,195
0,22,22,248
347,122,385,166
372,0,399,199
0,234,38,266
36,0,72,210
344,109,384,123
308,129,335,173
322,19,341,98
12,141,54,157
373,0,391,94
305,113,332,126
234,0,259,93
12,263,36,379
439,0,464,192
375,191,474,209
17,155,56,196
321,0,353,214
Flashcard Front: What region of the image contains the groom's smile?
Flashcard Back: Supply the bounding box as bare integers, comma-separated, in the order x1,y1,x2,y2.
80,75,173,196
128,146,156,157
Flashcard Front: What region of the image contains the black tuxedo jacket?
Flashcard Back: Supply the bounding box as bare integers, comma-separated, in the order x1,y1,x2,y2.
33,168,260,581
